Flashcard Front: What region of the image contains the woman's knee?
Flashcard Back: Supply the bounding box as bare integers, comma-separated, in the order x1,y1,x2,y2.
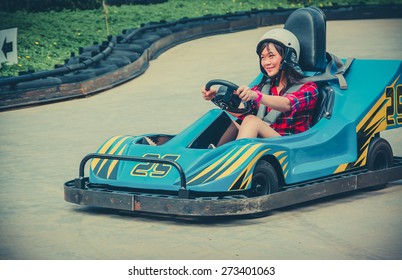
239,115,280,138
237,115,262,139
242,114,260,124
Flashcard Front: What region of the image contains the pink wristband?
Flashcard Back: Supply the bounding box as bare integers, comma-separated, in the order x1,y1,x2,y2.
255,91,263,103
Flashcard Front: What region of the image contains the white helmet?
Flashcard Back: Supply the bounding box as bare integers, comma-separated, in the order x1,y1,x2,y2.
256,28,303,78
256,28,300,61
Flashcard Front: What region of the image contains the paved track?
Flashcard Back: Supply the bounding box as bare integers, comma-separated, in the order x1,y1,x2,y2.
0,19,401,260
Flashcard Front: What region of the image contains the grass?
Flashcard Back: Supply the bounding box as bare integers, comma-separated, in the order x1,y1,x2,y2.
0,0,401,77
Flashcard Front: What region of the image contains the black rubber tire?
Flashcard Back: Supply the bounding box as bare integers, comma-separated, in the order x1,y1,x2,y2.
114,43,144,53
168,24,188,32
141,34,161,44
16,77,62,90
155,28,172,37
90,65,118,76
249,160,279,197
244,160,280,218
366,137,393,171
99,56,131,67
128,39,150,49
58,71,96,84
110,50,140,62
77,51,95,60
365,137,393,190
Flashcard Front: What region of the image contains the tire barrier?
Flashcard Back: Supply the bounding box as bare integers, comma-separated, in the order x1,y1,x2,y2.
0,4,401,111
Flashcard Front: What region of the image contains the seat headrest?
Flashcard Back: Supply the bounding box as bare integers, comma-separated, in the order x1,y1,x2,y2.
284,7,327,73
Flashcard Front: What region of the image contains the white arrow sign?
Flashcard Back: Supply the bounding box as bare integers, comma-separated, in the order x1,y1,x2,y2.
0,28,18,68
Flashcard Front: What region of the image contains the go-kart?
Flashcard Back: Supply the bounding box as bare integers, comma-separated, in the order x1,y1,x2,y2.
64,7,402,217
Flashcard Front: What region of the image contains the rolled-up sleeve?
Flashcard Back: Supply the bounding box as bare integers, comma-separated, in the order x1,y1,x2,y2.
284,82,318,116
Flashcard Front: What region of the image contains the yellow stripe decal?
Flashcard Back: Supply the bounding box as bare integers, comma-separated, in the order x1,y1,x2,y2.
356,95,386,132
364,113,385,134
206,144,252,181
243,149,270,177
278,155,287,165
109,136,130,154
91,135,122,170
228,148,269,190
334,76,399,174
107,144,127,179
282,161,288,173
240,149,269,189
195,145,250,184
217,144,261,180
187,147,237,184
96,136,130,175
273,151,286,157
334,163,348,173
240,173,253,190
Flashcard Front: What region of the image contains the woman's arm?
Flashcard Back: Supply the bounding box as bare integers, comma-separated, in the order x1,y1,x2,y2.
236,86,291,112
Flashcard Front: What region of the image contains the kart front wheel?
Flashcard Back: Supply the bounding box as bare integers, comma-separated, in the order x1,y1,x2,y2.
249,160,279,197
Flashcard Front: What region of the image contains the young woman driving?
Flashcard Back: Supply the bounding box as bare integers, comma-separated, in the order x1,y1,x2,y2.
202,28,318,144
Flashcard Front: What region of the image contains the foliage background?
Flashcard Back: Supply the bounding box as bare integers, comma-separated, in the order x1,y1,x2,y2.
0,0,401,76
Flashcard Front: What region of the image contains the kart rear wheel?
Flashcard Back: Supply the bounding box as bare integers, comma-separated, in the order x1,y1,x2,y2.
249,160,279,197
366,136,393,190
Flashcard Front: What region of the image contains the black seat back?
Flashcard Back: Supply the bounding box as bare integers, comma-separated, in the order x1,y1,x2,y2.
284,6,327,73
285,7,333,125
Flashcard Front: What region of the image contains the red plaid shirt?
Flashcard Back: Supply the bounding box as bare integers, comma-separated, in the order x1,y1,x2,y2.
251,82,318,136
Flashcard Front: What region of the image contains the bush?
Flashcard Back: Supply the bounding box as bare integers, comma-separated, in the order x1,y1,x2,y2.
106,0,167,5
0,0,103,13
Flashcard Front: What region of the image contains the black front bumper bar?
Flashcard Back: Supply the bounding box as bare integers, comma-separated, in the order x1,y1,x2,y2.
73,153,189,198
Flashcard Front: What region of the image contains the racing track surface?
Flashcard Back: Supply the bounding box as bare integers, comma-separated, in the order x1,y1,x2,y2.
1,19,402,260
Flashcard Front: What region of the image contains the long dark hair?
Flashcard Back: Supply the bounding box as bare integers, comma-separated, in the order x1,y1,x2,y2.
257,41,303,94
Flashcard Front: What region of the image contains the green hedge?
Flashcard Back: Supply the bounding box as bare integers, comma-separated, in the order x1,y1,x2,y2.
0,0,102,12
0,0,168,12
106,0,168,5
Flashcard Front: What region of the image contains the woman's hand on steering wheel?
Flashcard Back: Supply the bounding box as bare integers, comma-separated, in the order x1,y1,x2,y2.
236,85,259,102
204,79,253,114
201,86,217,101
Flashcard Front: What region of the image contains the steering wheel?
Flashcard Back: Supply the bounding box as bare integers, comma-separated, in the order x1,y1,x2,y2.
205,79,252,114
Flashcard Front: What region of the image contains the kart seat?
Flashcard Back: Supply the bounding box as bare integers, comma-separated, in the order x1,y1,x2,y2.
284,7,334,125
284,6,327,73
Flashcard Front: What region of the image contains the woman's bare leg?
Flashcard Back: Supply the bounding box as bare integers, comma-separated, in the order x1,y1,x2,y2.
217,121,239,146
237,115,280,139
